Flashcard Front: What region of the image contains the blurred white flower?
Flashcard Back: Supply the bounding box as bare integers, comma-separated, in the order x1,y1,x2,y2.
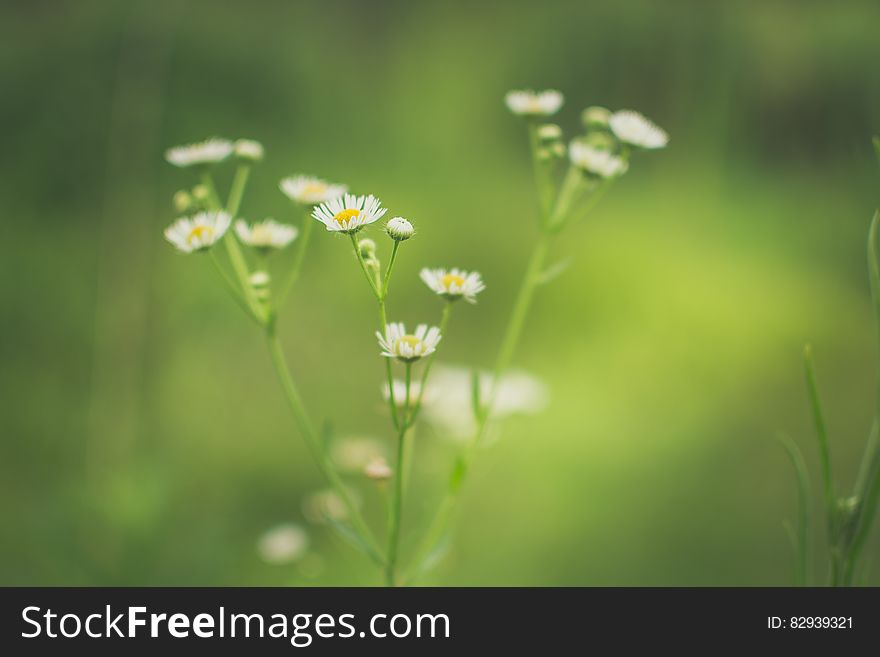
330,437,385,473
377,323,441,362
164,211,231,253
165,137,234,167
537,123,563,140
312,193,387,234
249,270,270,287
608,110,668,149
257,523,309,564
234,138,264,162
364,457,392,481
235,218,298,251
280,175,347,205
385,217,415,241
505,89,564,117
302,489,359,524
420,268,485,303
422,364,549,439
569,141,629,178
382,378,425,408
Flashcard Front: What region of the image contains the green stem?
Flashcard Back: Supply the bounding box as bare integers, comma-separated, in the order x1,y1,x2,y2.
209,250,257,321
265,328,384,567
382,240,401,299
202,168,265,323
804,345,835,517
349,232,380,299
409,301,453,424
279,207,314,303
386,363,412,586
777,433,810,586
528,121,554,224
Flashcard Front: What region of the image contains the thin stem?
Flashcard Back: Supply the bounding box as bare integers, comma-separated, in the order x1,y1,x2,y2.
265,329,384,567
202,168,265,323
386,363,412,586
804,345,835,516
409,301,453,424
777,433,811,586
349,232,381,299
279,207,314,303
379,302,400,432
527,121,554,224
382,240,401,299
209,250,257,321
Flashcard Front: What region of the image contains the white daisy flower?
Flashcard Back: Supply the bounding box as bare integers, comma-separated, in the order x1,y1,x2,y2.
280,175,348,205
377,323,441,362
165,137,234,167
312,193,387,234
569,141,629,178
385,216,415,241
608,110,668,149
234,138,264,162
422,364,549,440
257,523,309,564
164,211,231,253
504,89,564,117
364,458,392,481
420,268,486,303
235,218,298,251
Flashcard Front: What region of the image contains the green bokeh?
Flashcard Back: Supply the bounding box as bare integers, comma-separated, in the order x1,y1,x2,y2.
1,0,879,585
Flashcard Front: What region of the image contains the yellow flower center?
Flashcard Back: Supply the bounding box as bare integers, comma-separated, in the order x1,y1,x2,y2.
396,335,422,351
333,208,360,226
187,224,213,244
302,182,327,196
441,274,465,290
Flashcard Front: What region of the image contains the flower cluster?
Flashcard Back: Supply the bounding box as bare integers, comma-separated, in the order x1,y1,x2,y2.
161,87,664,585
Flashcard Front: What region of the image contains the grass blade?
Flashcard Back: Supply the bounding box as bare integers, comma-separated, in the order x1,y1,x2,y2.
777,433,811,586
804,344,835,516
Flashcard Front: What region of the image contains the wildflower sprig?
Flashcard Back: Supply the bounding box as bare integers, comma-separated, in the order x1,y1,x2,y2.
162,92,665,586
163,135,484,585
406,92,667,581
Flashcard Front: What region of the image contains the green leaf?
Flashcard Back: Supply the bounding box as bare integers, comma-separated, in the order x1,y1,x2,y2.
776,433,811,586
803,344,835,517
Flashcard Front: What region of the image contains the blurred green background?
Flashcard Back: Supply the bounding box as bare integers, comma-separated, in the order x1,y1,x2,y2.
2,0,879,586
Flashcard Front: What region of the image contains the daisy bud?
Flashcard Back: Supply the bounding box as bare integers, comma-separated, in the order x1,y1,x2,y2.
192,184,210,204
385,217,415,241
172,190,193,213
364,458,392,482
581,106,612,129
234,138,264,162
550,142,566,158
537,123,562,141
357,238,377,259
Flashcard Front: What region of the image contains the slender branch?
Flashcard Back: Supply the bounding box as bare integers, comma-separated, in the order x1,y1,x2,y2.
777,433,811,586
279,207,314,304
265,329,384,567
386,363,412,586
382,240,401,299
